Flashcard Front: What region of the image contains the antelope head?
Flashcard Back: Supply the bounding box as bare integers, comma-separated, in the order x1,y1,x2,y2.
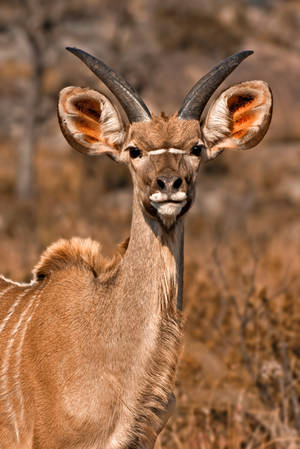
58,48,272,229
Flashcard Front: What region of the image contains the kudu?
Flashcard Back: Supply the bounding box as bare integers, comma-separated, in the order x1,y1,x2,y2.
0,48,272,448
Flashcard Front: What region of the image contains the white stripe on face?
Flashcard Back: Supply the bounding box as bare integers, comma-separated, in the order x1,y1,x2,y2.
148,148,185,155
148,149,167,155
169,148,185,154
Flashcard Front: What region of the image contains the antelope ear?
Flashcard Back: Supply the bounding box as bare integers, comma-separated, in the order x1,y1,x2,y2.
202,81,272,160
58,86,126,160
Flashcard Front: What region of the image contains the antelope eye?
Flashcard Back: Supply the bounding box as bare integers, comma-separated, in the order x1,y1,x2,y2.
191,144,204,157
128,147,142,159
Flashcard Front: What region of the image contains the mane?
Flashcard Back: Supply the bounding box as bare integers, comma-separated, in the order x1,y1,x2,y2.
33,237,129,280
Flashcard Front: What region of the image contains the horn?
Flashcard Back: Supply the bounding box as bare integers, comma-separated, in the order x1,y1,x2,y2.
178,50,253,121
66,47,151,123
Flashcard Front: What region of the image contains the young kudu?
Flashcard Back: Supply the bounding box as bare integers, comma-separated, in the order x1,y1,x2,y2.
0,48,272,449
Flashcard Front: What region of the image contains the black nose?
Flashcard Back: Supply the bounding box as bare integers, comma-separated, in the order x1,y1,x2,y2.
156,176,183,193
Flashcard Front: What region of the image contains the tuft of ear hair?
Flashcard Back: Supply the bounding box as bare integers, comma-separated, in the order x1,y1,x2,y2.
58,86,126,159
202,80,272,160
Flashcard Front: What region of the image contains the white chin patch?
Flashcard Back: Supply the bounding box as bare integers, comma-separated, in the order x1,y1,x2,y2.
154,201,186,216
149,193,188,227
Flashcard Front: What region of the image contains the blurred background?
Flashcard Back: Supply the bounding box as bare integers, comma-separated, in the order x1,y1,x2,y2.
0,0,300,447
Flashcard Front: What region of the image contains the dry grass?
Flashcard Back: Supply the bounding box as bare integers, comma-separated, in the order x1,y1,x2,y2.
158,235,300,448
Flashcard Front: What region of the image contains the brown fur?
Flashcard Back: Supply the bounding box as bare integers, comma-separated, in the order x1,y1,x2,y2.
0,212,183,449
128,114,201,153
33,237,128,280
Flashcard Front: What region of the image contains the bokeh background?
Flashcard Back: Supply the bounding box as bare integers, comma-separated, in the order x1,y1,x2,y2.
1,0,300,447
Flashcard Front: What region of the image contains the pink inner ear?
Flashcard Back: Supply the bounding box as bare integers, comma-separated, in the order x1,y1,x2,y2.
72,97,101,122
228,94,256,114
232,111,259,139
70,116,102,143
69,96,103,144
228,93,260,139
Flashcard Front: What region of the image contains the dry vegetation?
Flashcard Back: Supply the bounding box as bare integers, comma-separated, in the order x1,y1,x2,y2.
0,0,299,447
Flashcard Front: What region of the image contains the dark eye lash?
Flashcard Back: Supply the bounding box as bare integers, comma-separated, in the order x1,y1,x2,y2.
191,144,204,157
128,146,142,159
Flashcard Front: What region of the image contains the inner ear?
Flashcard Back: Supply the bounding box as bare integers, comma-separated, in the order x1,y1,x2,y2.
202,80,272,157
69,95,102,144
228,91,261,139
73,97,101,122
58,87,126,158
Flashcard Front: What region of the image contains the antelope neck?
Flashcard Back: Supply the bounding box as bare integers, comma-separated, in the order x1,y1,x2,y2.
120,190,184,311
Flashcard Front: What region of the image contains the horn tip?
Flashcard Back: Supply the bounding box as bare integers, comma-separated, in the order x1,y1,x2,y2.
65,47,96,65
66,46,83,56
237,49,254,60
228,50,253,69
66,47,92,61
